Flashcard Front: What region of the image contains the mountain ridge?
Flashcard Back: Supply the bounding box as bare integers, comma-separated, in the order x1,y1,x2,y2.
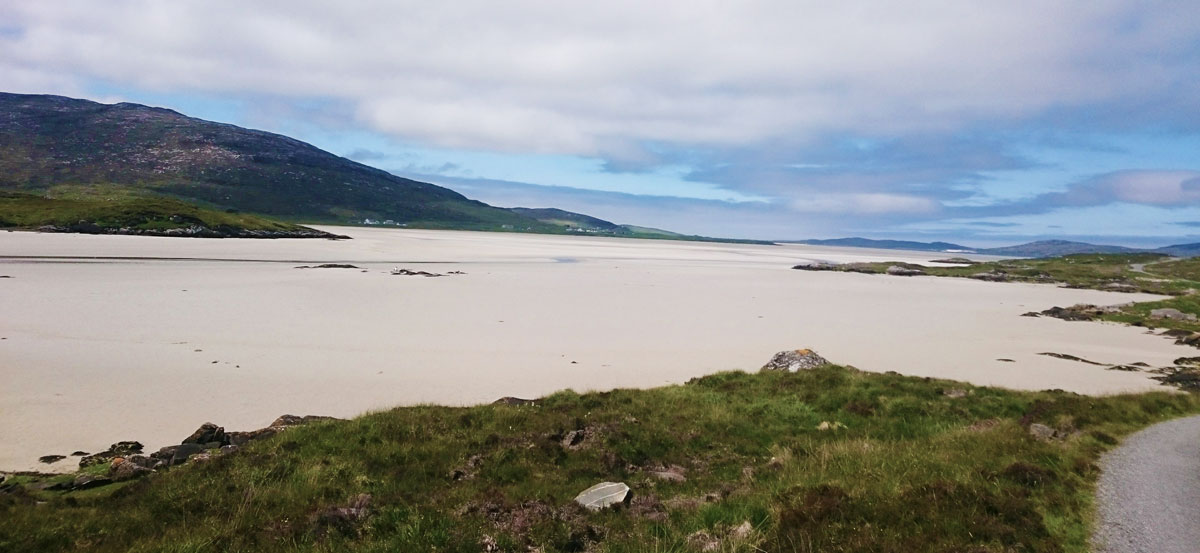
791,237,1200,258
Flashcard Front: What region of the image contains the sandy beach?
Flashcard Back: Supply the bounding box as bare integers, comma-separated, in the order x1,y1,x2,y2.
0,227,1191,472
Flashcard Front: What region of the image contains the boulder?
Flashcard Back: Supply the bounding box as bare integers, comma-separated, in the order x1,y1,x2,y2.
492,397,537,406
791,261,838,271
182,422,227,446
38,455,65,464
170,443,206,466
574,482,632,511
885,265,925,276
72,475,113,490
970,271,1008,282
1150,308,1197,322
110,458,153,481
1028,423,1058,441
761,349,829,372
271,414,337,428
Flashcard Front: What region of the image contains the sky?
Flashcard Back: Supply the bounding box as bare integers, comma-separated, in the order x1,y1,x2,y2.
3,2,1200,246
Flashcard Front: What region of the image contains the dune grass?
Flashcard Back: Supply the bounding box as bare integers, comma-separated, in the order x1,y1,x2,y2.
2,366,1198,552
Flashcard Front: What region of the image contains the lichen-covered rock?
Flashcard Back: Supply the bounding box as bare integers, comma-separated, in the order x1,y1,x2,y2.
1028,423,1058,441
761,349,829,372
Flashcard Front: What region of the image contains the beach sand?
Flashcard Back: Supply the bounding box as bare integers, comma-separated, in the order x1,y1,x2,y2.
0,227,1190,472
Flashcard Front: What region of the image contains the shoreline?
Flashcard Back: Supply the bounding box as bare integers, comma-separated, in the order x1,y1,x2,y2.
1,227,1193,473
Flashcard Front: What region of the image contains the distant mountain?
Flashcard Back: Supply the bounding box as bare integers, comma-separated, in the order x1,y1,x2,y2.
789,237,973,252
980,240,1140,257
1154,243,1200,257
0,92,557,232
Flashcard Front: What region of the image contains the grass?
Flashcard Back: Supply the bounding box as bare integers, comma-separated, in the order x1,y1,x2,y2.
3,366,1198,552
0,190,317,234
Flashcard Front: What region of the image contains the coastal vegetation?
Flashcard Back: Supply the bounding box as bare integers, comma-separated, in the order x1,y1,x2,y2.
3,365,1198,552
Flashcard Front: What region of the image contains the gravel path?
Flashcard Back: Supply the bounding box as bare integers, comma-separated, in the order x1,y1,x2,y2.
1093,414,1200,553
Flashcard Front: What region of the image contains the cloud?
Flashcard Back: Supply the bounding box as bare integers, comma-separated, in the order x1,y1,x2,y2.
2,1,1199,160
1172,221,1200,228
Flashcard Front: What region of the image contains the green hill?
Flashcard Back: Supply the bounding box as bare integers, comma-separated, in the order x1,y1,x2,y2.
0,93,554,232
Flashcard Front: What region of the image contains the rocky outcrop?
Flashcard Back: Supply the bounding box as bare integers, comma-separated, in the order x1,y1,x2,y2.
1150,308,1198,321
79,441,143,468
791,261,839,271
885,265,925,276
761,349,830,372
182,422,227,447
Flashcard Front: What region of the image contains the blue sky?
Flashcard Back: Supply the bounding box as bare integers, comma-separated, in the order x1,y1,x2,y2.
3,2,1200,246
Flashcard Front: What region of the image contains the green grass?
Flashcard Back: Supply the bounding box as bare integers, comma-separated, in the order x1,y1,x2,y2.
0,190,315,233
3,366,1198,552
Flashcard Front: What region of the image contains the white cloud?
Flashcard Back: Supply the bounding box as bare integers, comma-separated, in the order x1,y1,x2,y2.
793,193,940,215
2,1,1198,158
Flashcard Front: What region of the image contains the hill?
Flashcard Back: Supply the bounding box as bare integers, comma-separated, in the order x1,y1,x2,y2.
0,93,555,232
510,207,775,244
789,237,973,252
981,240,1140,257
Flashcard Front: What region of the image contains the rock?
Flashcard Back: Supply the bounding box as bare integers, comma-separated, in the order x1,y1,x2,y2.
182,422,227,446
648,465,687,483
110,458,153,481
1028,423,1058,441
79,441,143,468
294,264,360,269
226,428,277,447
151,445,179,462
170,443,206,466
761,349,829,372
70,451,89,456
942,388,968,399
189,452,213,463
124,454,161,469
312,493,373,534
970,271,1008,282
1039,352,1106,366
390,268,443,277
885,265,925,276
731,520,754,540
219,445,239,455
791,261,838,271
1037,304,1103,322
561,429,587,449
480,535,499,553
38,455,65,464
816,421,846,431
270,414,337,428
574,481,631,511
687,530,721,552
72,475,114,490
492,396,537,406
1150,308,1198,321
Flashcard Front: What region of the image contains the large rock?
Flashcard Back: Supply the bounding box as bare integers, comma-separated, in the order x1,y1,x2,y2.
110,458,153,481
182,422,227,446
761,349,829,372
271,414,337,427
170,443,206,466
574,482,632,511
1150,308,1198,322
885,265,925,276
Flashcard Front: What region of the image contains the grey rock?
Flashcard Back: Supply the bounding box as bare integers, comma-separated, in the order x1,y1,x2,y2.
791,261,838,271
761,349,829,372
170,443,205,466
110,459,153,481
219,445,239,455
942,388,968,399
79,441,143,468
38,455,66,464
492,396,537,406
1029,423,1058,441
1150,308,1197,322
574,481,631,511
970,271,1008,282
885,265,925,276
72,475,113,490
182,422,227,446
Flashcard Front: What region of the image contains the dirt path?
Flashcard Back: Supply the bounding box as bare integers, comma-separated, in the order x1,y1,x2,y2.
1093,414,1200,552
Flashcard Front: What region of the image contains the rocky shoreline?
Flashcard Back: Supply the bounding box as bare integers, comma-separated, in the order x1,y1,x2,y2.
33,223,348,239
2,415,340,493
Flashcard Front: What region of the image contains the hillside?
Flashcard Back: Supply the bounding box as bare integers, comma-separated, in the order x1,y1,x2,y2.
4,364,1197,552
510,207,775,245
0,93,554,232
0,191,339,238
982,240,1140,257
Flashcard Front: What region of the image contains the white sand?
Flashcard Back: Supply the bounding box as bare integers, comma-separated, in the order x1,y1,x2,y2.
0,227,1190,472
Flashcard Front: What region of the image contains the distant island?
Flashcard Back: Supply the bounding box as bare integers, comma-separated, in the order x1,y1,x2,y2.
788,237,1200,258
